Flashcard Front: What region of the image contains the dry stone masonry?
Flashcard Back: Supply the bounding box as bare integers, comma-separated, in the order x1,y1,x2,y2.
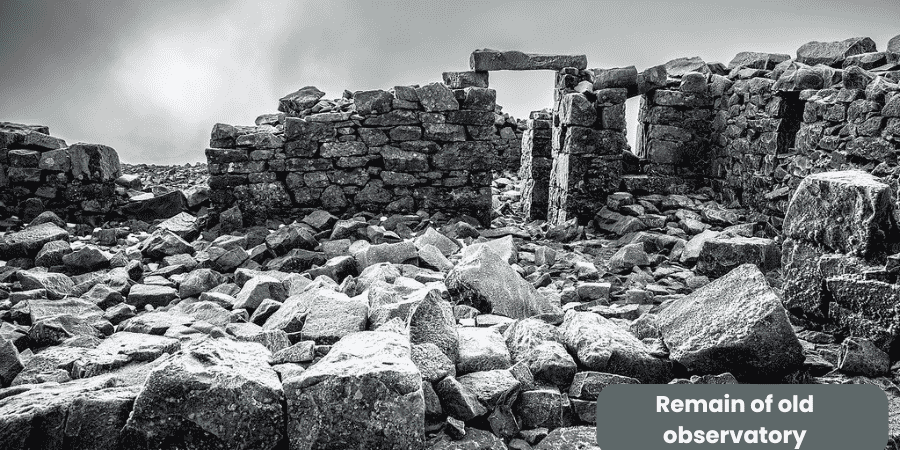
0,122,122,223
206,73,523,227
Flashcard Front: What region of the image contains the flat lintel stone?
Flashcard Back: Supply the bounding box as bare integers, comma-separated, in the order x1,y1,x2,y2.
470,49,587,71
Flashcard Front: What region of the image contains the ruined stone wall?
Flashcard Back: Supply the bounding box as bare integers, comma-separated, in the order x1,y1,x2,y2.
0,122,121,223
519,110,552,220
548,69,629,225
206,78,522,226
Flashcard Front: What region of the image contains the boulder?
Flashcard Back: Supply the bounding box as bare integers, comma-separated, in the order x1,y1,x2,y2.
504,318,576,387
783,170,894,257
515,388,573,429
457,369,521,409
560,311,672,384
0,337,24,387
278,86,326,115
233,275,287,311
127,284,178,309
796,37,878,67
457,327,512,374
447,245,560,319
284,331,424,449
414,227,460,256
535,426,601,450
263,286,367,344
655,264,804,380
122,190,186,221
837,337,890,377
435,375,488,421
607,243,649,273
177,268,225,299
728,51,791,70
408,289,459,362
0,222,69,259
122,338,284,450
696,236,781,277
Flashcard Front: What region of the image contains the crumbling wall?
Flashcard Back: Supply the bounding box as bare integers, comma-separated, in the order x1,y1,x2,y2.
206,77,522,226
0,122,121,222
547,69,629,225
520,110,552,220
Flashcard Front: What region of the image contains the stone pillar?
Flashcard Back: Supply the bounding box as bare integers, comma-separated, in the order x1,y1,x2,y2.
520,110,552,220
548,69,627,225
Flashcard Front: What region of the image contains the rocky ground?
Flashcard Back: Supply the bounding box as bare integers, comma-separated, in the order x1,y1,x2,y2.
0,165,898,450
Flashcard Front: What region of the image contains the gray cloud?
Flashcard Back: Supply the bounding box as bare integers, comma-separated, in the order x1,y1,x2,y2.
1,0,898,164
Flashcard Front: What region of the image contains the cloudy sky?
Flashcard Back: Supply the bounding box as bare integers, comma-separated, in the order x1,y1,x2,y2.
1,0,897,164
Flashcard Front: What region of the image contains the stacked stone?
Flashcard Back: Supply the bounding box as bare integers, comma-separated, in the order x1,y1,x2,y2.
0,122,121,222
710,76,803,214
519,110,552,220
638,73,716,185
494,112,524,172
548,69,628,225
781,170,900,358
207,77,520,226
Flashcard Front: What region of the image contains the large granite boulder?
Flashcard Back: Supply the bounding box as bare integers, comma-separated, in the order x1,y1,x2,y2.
783,170,895,257
560,311,672,384
284,331,424,450
447,245,560,319
122,338,285,450
655,264,804,380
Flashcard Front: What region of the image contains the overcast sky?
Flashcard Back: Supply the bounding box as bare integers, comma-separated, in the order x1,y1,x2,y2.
1,0,897,164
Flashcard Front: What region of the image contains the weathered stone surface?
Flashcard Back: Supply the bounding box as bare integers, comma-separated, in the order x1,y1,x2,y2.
783,170,894,257
655,264,804,380
279,86,326,115
122,338,284,450
263,286,367,344
796,37,877,67
504,318,576,387
0,222,69,259
457,327,512,374
178,268,226,299
534,426,601,450
284,331,424,450
696,236,781,277
470,49,587,71
728,51,791,70
442,71,489,89
127,284,178,309
515,388,573,429
408,289,459,362
447,245,560,319
837,337,889,377
0,337,23,387
436,375,488,421
567,371,639,400
233,275,287,311
560,311,672,384
457,369,521,409
17,269,74,299
416,83,459,112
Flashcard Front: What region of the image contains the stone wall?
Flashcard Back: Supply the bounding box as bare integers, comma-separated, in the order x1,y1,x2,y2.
0,122,121,223
547,69,629,225
206,78,522,226
519,110,552,220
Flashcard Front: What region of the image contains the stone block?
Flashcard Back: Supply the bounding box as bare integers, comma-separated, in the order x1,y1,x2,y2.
470,49,587,71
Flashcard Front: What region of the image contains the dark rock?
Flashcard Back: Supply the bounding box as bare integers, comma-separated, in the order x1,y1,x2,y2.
278,86,326,115
122,190,187,221
837,337,889,377
126,284,179,309
696,236,780,277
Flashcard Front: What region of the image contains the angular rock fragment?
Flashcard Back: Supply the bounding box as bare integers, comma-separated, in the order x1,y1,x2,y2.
560,311,672,384
655,264,804,380
284,331,424,449
122,338,284,450
447,245,560,319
